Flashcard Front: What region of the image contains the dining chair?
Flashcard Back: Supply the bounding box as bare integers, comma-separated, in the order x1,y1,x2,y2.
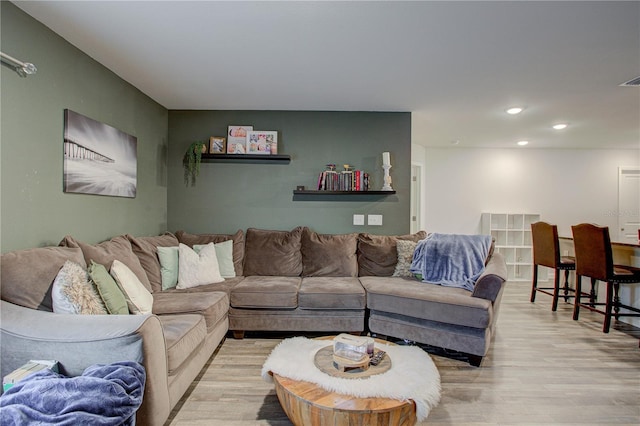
571,223,640,333
530,221,576,311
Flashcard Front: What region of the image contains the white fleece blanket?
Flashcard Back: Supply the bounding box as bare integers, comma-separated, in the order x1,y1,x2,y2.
261,337,441,422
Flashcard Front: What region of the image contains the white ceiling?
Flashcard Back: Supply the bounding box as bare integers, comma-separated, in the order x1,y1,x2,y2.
13,0,640,149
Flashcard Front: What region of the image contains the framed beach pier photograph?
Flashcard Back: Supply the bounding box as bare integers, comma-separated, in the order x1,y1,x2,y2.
63,109,137,198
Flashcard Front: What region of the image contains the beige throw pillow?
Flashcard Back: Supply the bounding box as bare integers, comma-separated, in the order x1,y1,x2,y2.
52,260,107,315
392,240,418,277
110,259,154,315
177,243,224,289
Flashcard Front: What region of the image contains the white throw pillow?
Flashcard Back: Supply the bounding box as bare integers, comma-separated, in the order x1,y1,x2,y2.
194,240,236,278
110,259,154,315
177,243,225,289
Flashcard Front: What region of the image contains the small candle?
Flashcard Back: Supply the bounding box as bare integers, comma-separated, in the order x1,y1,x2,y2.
382,152,390,166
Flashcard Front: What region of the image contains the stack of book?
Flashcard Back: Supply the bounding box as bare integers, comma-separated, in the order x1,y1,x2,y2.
317,169,370,191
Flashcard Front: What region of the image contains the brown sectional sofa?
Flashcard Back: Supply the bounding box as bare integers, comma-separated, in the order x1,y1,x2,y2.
0,226,507,425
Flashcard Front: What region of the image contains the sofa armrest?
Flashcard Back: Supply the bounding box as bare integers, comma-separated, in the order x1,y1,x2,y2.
472,252,508,302
0,300,170,425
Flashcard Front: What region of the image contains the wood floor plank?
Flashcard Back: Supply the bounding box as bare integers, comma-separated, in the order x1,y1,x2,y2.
166,282,640,425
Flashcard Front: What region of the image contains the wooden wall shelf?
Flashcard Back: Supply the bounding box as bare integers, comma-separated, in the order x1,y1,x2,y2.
293,190,396,195
201,154,291,163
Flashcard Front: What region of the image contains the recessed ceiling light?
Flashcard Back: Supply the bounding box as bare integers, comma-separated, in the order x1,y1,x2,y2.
552,123,568,130
506,107,524,115
517,140,529,146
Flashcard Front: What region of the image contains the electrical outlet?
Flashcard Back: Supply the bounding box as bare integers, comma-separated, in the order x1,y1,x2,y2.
353,214,365,226
368,214,383,226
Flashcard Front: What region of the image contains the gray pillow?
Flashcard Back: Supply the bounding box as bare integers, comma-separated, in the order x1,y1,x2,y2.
60,235,152,292
243,227,303,276
1,246,86,311
357,231,427,277
128,232,179,293
301,229,358,277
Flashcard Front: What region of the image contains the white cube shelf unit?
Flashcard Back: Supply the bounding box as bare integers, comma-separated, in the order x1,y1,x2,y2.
481,213,542,282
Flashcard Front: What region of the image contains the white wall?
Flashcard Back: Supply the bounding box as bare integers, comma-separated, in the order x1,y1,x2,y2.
421,147,640,240
418,146,640,327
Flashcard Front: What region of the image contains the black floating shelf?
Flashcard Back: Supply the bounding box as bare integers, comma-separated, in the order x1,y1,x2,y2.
201,154,291,162
293,190,396,195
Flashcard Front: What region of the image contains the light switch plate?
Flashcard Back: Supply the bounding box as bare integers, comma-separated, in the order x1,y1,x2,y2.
368,214,383,226
353,214,365,226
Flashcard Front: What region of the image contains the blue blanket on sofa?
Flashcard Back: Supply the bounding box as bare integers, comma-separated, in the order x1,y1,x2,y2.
410,233,492,292
0,361,145,426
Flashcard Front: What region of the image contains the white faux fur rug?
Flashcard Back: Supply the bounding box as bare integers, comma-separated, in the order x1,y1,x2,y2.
261,336,441,422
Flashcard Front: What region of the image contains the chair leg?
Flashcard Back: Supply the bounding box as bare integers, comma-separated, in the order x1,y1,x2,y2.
603,281,614,333
530,265,538,303
589,278,597,307
563,270,571,302
573,275,582,320
613,282,621,320
552,269,561,311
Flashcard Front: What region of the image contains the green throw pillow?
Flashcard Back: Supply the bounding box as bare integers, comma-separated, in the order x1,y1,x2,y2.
88,260,129,314
157,246,179,290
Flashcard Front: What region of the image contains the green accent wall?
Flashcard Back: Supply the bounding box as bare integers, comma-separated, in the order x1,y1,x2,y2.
1,2,168,251
168,111,411,235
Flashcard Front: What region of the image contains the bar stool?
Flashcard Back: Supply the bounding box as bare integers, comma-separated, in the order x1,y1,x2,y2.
571,223,640,333
530,222,576,311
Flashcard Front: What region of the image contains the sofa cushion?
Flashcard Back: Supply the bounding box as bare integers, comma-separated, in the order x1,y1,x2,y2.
153,291,229,332
60,235,152,293
88,261,129,315
52,260,107,314
230,276,301,308
175,229,245,276
161,276,243,297
357,231,427,277
157,314,207,375
128,232,179,293
243,227,303,277
360,276,493,329
1,246,86,311
298,277,365,310
301,229,358,277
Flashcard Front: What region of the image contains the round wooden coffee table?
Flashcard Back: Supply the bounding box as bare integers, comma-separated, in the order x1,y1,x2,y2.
271,337,417,426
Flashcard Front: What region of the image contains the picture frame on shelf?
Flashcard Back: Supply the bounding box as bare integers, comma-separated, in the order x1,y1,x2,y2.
227,142,246,154
227,125,253,154
209,137,226,154
246,130,278,155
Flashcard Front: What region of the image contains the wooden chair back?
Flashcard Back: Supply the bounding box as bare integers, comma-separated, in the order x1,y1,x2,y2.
571,223,612,282
531,221,561,269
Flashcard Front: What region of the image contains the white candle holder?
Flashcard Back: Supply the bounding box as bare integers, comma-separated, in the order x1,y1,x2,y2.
381,164,393,191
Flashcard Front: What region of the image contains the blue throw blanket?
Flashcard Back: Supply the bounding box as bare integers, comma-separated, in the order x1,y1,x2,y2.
0,361,145,426
410,233,492,291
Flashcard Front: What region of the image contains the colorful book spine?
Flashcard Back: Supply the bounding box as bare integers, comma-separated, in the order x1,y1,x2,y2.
317,169,369,191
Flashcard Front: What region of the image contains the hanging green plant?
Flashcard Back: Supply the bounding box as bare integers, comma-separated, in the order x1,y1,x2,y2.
183,141,207,186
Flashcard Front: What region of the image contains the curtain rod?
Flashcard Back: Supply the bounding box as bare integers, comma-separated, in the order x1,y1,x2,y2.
1,52,37,77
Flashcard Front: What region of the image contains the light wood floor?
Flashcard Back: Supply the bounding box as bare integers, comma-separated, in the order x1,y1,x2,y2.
166,282,640,425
